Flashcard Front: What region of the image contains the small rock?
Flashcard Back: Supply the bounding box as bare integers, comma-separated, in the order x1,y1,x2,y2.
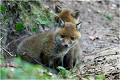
89,35,99,41
110,4,117,9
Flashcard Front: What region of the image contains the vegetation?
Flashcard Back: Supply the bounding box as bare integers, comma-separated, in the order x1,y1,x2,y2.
0,0,53,35
1,55,105,79
0,1,106,80
0,56,78,79
103,12,113,21
0,1,78,79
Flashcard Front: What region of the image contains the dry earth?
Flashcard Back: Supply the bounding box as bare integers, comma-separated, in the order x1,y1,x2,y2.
44,1,120,79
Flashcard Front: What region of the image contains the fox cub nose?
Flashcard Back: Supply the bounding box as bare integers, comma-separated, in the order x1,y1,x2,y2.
64,44,68,47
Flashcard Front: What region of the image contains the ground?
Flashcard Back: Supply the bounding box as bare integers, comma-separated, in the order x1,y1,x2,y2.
1,0,120,80
45,1,120,79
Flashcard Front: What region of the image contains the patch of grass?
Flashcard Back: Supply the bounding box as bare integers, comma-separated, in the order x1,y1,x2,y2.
115,18,120,24
31,26,38,32
103,12,113,20
0,5,7,12
82,74,105,80
15,22,24,31
36,18,50,25
95,74,105,80
57,66,71,76
0,57,79,79
1,57,52,79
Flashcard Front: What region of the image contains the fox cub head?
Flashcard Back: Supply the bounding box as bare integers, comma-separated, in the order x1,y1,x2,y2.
55,19,82,48
54,5,80,24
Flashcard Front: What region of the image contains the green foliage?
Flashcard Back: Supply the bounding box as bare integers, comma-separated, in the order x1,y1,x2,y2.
0,5,7,12
57,66,78,79
36,18,50,25
104,12,113,20
115,18,120,24
15,22,24,31
0,55,81,79
2,15,7,22
82,74,105,80
57,66,71,75
18,1,53,34
1,57,51,79
1,1,53,34
31,26,38,32
1,57,78,79
95,74,105,80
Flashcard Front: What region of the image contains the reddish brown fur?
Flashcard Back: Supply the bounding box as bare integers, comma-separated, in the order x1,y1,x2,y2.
17,21,81,68
54,6,81,69
55,8,78,23
58,22,81,38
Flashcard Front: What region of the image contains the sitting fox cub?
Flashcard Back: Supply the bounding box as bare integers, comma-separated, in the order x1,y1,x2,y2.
17,19,82,68
54,5,81,69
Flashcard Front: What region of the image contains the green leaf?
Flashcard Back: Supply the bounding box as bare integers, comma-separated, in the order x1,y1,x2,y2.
40,20,49,24
57,66,70,75
57,66,66,70
43,72,52,78
104,12,113,20
36,18,50,25
13,69,24,79
1,68,13,79
15,22,24,31
31,26,38,32
57,66,66,75
3,16,7,22
0,5,7,12
95,74,105,80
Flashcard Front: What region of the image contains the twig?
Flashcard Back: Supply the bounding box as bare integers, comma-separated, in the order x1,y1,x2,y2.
0,37,15,56
0,63,17,68
0,45,14,56
5,35,28,48
0,37,3,41
84,45,119,56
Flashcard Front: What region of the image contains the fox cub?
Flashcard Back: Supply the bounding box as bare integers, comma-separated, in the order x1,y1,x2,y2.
17,19,82,68
54,5,81,69
54,5,80,24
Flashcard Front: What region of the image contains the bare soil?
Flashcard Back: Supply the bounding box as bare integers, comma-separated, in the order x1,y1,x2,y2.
44,1,120,79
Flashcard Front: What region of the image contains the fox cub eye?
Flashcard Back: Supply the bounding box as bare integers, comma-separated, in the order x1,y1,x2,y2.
60,34,65,38
71,37,75,40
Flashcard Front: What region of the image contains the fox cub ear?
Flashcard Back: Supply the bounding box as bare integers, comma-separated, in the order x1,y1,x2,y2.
55,5,61,13
58,18,65,28
72,10,80,19
76,22,82,31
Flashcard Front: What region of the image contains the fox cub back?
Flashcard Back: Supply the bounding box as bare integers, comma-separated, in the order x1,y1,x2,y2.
17,19,82,68
55,5,80,24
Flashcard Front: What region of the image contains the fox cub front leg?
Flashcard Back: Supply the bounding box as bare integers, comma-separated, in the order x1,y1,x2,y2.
63,48,74,69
